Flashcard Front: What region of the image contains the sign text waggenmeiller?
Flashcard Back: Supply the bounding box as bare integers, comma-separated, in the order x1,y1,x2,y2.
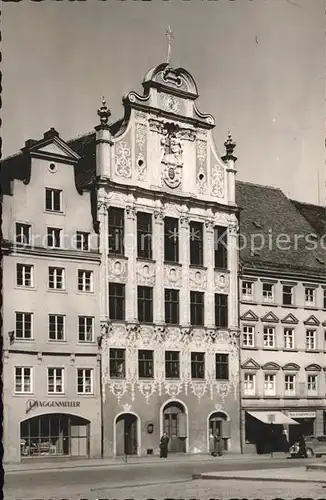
26,400,80,414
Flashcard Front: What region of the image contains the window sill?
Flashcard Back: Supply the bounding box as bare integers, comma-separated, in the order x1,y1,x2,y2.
138,377,154,381
164,261,182,267
283,396,300,399
305,349,321,353
216,378,230,382
262,347,278,351
14,392,35,397
282,348,298,352
76,291,94,295
48,340,67,344
108,253,128,260
304,306,318,311
47,289,67,294
189,264,207,270
191,378,205,381
109,377,126,381
242,395,260,399
14,338,35,342
241,299,257,304
136,257,156,264
77,341,96,345
44,210,65,216
262,302,277,307
264,396,281,399
281,304,298,309
138,321,155,326
214,268,230,273
242,346,258,350
14,286,37,291
77,393,94,396
47,393,66,396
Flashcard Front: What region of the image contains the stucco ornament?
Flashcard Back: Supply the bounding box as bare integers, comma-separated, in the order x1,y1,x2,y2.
211,163,225,198
115,141,132,178
196,140,207,194
161,123,183,189
102,324,239,405
162,94,180,113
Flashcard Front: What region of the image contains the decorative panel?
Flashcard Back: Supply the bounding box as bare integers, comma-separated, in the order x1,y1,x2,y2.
164,264,182,288
214,271,230,294
108,257,128,283
135,111,147,181
196,139,207,194
136,261,156,286
189,268,207,291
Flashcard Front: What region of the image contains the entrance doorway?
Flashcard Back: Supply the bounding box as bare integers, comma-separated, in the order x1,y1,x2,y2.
289,418,315,445
115,413,138,456
20,414,90,458
208,412,229,451
162,401,187,453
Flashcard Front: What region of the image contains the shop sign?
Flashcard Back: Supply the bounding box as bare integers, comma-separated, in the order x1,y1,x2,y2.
287,411,316,419
267,413,275,423
26,400,81,414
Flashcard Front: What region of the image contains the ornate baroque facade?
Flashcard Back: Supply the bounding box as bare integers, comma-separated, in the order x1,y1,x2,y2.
95,63,241,456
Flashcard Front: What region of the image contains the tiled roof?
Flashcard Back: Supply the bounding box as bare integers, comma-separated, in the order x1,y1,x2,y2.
235,181,326,276
291,199,326,237
67,132,96,188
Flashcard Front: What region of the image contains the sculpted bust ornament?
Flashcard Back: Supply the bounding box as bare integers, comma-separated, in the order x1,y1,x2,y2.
161,123,183,189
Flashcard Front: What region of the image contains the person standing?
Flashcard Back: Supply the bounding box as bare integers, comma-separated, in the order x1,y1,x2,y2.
209,430,215,456
214,429,223,457
160,432,169,458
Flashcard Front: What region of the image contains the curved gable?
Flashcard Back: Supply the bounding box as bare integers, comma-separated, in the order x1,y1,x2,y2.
283,362,300,371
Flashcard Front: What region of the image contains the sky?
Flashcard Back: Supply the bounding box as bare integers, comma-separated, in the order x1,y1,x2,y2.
2,0,325,204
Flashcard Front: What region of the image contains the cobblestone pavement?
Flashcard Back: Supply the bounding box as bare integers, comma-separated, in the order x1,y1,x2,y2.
7,478,326,500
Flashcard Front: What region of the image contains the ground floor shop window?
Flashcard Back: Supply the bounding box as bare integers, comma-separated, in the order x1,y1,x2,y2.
20,413,90,458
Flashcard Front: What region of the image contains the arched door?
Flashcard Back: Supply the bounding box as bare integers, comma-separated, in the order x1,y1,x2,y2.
20,414,90,458
115,413,138,456
163,401,187,452
209,412,229,451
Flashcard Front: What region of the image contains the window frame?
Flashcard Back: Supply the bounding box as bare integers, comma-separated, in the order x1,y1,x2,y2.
307,374,317,395
15,222,32,245
263,326,276,348
47,367,64,394
138,349,154,379
48,266,65,290
45,188,62,213
214,293,228,328
47,227,62,248
264,373,276,396
109,283,125,321
78,316,94,343
283,328,294,349
191,351,205,379
15,312,33,340
16,264,34,288
77,368,94,394
164,217,179,263
77,270,94,293
137,211,153,260
242,281,254,300
214,225,228,269
109,348,126,379
48,314,65,342
108,207,125,255
305,329,316,350
14,366,33,394
262,283,274,302
282,285,294,306
243,373,256,396
189,221,204,266
164,288,179,324
215,353,229,380
76,231,90,251
190,291,205,326
242,325,255,347
165,350,180,379
284,373,296,395
137,286,153,323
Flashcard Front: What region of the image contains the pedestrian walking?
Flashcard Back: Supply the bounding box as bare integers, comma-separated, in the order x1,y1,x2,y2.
213,429,223,457
298,434,307,458
209,430,215,455
282,429,289,453
159,432,169,458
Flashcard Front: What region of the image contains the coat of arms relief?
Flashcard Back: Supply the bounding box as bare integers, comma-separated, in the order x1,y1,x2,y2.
160,122,183,189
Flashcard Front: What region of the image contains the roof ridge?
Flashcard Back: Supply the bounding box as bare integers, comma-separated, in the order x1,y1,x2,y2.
1,151,22,163
291,198,326,209
236,180,282,192
66,130,95,144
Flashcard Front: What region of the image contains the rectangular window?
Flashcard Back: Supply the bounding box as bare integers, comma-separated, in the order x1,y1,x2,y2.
77,270,93,292
76,231,90,251
215,353,229,380
45,188,62,212
137,212,152,259
109,348,125,378
282,285,294,305
215,294,228,328
48,315,65,341
189,221,204,266
244,373,255,396
262,283,274,302
263,327,275,348
15,223,31,245
242,281,253,300
109,283,125,320
164,217,179,263
307,374,317,395
306,329,316,350
47,227,62,248
190,291,204,326
77,368,93,394
15,367,32,393
264,374,276,396
15,312,33,339
191,352,205,379
137,286,153,323
165,351,180,379
305,287,315,307
284,328,294,349
78,316,94,342
138,350,154,378
242,326,255,347
214,226,228,269
48,267,65,290
108,207,125,255
17,264,33,287
284,374,295,395
47,368,64,394
164,289,179,324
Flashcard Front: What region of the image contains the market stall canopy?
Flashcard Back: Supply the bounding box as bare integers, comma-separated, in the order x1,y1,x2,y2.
246,411,299,425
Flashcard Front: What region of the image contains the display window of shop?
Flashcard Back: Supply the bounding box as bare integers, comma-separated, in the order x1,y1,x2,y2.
20,414,90,458
264,373,276,396
15,366,33,394
284,374,296,396
243,373,256,396
242,326,255,347
77,368,93,394
307,374,317,396
306,330,316,350
47,368,64,394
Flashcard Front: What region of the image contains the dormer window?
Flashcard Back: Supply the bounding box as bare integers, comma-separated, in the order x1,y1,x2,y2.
45,188,62,212
305,287,316,307
242,281,254,301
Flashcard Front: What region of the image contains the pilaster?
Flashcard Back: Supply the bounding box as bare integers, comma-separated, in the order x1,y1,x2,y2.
180,215,190,325
98,200,109,321
125,204,137,322
205,219,215,327
228,220,239,329
153,208,164,323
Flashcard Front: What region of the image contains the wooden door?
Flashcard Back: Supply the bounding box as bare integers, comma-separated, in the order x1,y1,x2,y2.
163,407,186,452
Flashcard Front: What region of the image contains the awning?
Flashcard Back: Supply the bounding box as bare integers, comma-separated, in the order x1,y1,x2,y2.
246,411,299,425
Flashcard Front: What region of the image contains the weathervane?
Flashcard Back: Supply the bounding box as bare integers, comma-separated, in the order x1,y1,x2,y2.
165,25,174,64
